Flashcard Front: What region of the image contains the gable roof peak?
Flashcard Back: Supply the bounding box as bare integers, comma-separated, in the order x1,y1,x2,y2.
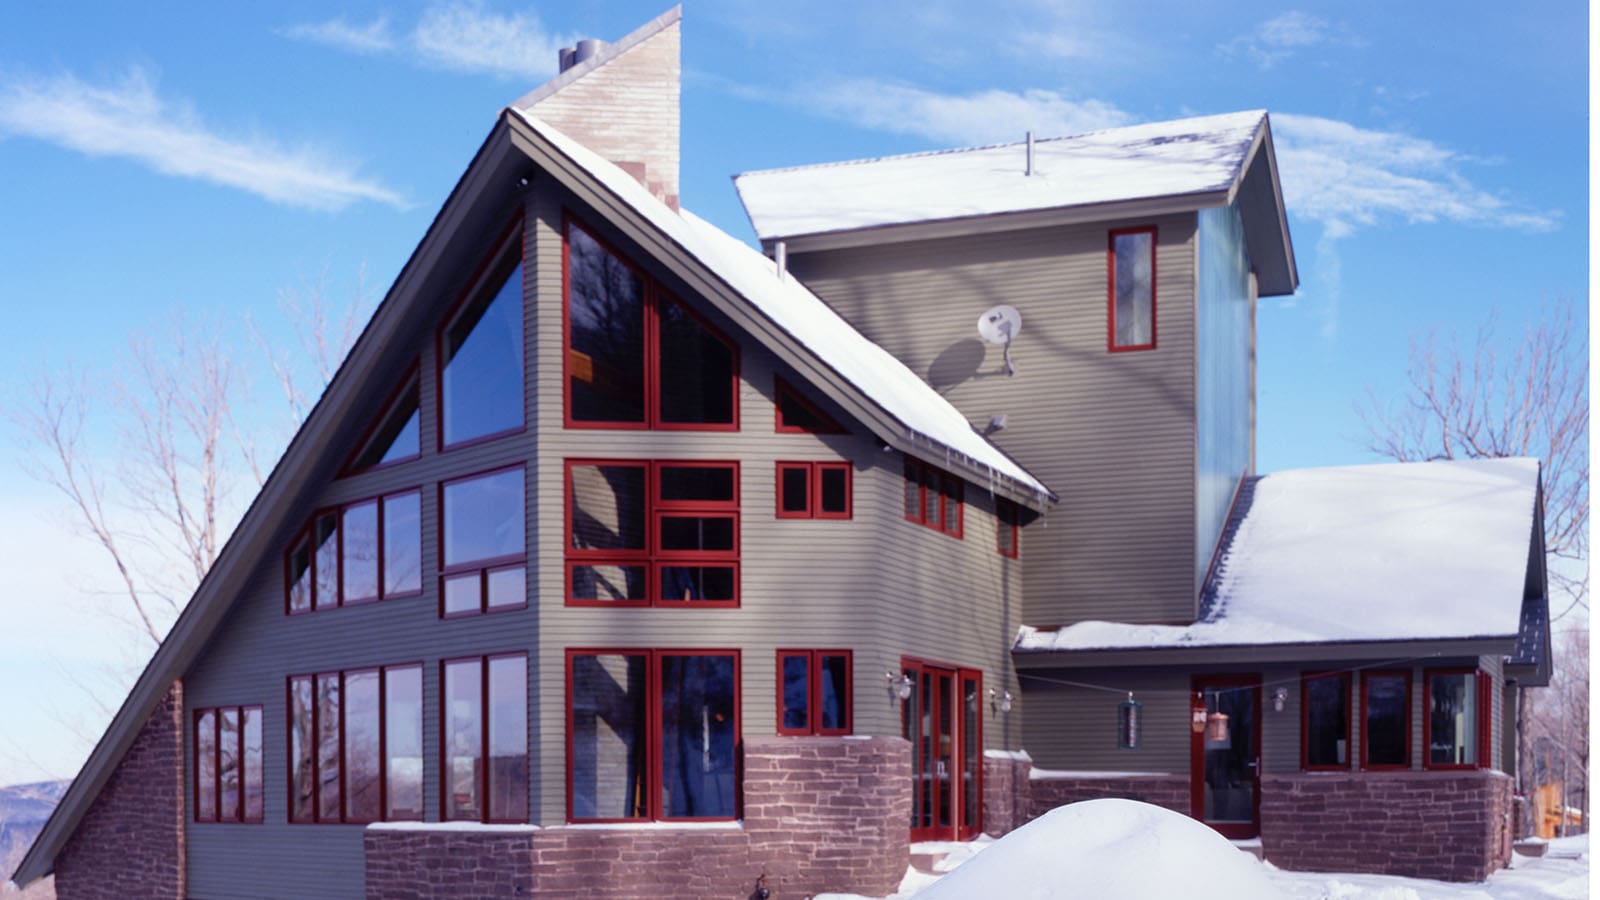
511,6,682,209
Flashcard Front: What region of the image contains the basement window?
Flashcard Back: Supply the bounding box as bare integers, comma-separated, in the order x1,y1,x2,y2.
1109,226,1156,351
193,706,263,824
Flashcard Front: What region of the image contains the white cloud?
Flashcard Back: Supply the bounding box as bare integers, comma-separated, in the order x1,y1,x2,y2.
283,3,574,82
0,67,405,211
1272,113,1559,237
811,80,1134,146
1219,11,1357,69
278,16,395,55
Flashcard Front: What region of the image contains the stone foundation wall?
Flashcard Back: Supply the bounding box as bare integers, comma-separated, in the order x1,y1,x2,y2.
981,754,1031,836
364,736,910,899
1260,770,1513,882
1025,773,1190,825
54,683,185,900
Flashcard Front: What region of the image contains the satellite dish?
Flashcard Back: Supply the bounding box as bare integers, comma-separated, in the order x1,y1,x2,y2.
977,305,1022,375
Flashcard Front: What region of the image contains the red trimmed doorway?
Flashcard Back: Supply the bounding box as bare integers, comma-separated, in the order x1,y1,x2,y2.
902,658,982,841
1190,675,1262,839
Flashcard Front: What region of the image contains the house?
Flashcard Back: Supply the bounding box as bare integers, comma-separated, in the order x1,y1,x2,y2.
12,7,1549,898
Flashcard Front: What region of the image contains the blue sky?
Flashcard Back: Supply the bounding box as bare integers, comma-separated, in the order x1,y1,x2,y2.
0,2,1587,784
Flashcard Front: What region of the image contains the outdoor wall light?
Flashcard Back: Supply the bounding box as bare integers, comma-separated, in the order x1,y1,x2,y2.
885,672,913,700
988,688,1014,713
1273,686,1289,713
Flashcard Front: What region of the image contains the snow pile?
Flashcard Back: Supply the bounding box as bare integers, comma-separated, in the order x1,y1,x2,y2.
912,799,1276,900
1019,458,1539,651
509,108,1048,498
734,111,1264,240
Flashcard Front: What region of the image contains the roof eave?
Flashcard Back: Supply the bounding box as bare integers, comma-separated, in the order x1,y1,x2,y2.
1013,633,1521,670
1224,114,1298,297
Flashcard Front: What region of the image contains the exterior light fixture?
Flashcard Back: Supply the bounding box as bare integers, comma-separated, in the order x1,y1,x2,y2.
1118,693,1142,750
1205,711,1231,744
987,688,1013,713
886,672,913,700
1273,686,1289,712
1191,696,1207,734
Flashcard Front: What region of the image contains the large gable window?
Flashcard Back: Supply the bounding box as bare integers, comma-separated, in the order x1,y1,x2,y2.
285,489,422,615
347,370,421,473
566,460,739,607
774,376,845,434
1108,226,1156,351
565,217,738,430
289,665,422,824
194,705,262,824
441,222,524,448
567,649,738,822
441,467,526,617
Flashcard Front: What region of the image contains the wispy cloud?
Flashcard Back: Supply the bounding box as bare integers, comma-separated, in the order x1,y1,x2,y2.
1219,11,1360,69
811,79,1134,146
278,16,395,55
283,3,574,82
0,67,405,211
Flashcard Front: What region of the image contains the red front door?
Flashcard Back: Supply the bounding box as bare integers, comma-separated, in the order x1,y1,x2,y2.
903,659,982,841
1190,675,1261,839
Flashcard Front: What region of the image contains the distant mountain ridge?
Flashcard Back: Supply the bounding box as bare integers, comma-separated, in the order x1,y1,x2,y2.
2,780,69,886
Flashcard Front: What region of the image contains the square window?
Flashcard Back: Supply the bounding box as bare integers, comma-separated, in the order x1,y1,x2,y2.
777,650,852,736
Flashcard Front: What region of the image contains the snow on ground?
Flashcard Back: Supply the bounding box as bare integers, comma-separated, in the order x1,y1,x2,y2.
1018,458,1539,652
1266,835,1589,900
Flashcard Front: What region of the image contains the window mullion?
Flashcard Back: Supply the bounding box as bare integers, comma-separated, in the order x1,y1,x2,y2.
480,658,490,823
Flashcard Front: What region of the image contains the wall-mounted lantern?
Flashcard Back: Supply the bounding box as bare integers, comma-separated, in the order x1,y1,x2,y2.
1205,711,1231,745
1117,693,1142,750
885,672,913,701
987,688,1013,713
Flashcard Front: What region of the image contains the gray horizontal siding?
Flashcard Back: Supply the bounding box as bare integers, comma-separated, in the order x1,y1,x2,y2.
1020,669,1190,774
787,216,1200,626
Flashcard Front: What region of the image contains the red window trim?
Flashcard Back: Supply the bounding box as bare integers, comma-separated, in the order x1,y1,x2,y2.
775,461,852,520
774,376,847,434
439,652,529,824
775,649,853,736
1107,225,1158,353
339,363,422,477
1299,671,1352,772
1359,669,1412,771
562,213,741,433
286,663,423,825
1421,667,1491,771
192,705,263,824
996,498,1020,558
438,465,527,619
564,647,742,823
435,213,527,454
904,458,964,538
283,487,425,616
564,459,740,608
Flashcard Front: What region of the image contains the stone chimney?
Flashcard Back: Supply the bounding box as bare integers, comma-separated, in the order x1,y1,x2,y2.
513,6,682,210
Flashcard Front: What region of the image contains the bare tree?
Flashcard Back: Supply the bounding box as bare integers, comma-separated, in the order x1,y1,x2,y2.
1527,628,1589,835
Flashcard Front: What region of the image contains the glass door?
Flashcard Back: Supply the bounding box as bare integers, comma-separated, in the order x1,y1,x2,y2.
903,660,981,841
1190,675,1261,839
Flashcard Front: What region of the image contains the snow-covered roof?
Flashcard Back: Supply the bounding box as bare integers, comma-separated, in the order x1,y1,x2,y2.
509,108,1050,498
1018,458,1541,653
734,110,1267,242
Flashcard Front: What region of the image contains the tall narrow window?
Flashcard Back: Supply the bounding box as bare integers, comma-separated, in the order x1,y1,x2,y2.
904,459,963,538
565,217,738,430
777,650,852,736
194,705,263,824
774,377,846,434
567,650,739,822
313,514,339,612
290,665,423,825
1361,671,1410,769
443,654,529,823
383,490,423,598
566,461,738,607
1302,672,1350,770
441,223,524,447
1425,669,1486,769
348,371,421,472
441,467,526,617
996,499,1020,558
1108,226,1156,351
342,502,380,605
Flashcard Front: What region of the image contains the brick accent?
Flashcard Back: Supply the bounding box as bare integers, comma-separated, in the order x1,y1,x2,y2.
523,16,680,208
981,754,1030,836
1025,774,1190,826
1260,770,1514,882
364,736,910,899
54,683,185,900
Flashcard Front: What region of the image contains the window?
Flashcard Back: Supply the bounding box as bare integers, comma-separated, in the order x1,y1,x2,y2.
1425,669,1488,769
904,459,963,538
1361,671,1411,769
441,467,526,617
347,369,420,473
442,654,529,823
1108,226,1156,351
440,221,524,448
565,218,738,430
775,462,851,519
777,650,852,735
193,706,262,823
1301,672,1350,770
566,460,739,607
996,499,1020,558
567,649,739,822
285,490,423,615
289,665,423,824
774,377,845,434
